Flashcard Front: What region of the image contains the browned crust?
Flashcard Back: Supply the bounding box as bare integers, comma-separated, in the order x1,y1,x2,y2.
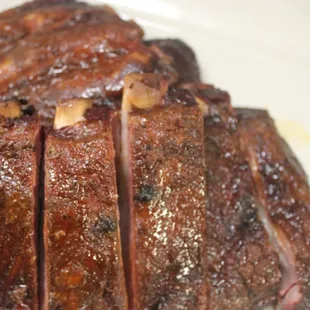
237,108,310,310
122,93,208,309
44,107,127,309
182,84,284,309
0,116,41,309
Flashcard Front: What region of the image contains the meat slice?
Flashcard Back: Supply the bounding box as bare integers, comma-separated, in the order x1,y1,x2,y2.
237,108,310,310
146,39,201,83
3,43,177,121
118,74,208,309
182,84,294,309
0,3,178,124
0,102,42,309
44,102,127,309
0,1,142,54
0,22,143,93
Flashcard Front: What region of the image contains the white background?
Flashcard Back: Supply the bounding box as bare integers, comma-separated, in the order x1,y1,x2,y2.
2,0,310,176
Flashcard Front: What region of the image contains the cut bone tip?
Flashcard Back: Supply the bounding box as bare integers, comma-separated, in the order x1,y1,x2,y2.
122,73,168,111
0,101,22,119
54,99,93,130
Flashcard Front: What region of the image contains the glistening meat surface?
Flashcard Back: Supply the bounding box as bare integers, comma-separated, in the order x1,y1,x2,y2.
0,112,41,309
3,44,177,121
237,109,310,310
0,23,143,97
119,75,208,309
181,84,287,309
0,1,309,309
44,105,127,309
0,1,142,54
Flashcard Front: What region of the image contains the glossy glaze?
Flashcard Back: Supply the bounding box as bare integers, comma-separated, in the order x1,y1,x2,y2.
0,1,141,53
44,107,127,309
237,109,310,310
0,1,177,121
0,116,41,309
184,85,284,309
122,90,208,309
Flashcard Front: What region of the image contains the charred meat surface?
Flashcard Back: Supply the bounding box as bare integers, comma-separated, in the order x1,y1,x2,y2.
146,39,201,83
237,108,310,310
0,1,309,309
0,113,41,309
0,1,142,54
0,2,177,121
44,105,127,309
0,22,143,87
2,43,177,121
119,74,208,310
183,84,285,309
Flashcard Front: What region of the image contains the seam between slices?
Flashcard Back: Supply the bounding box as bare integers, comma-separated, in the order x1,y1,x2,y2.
242,131,302,310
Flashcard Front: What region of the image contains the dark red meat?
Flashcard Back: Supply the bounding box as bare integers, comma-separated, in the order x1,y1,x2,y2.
237,108,310,310
0,114,42,309
44,106,127,309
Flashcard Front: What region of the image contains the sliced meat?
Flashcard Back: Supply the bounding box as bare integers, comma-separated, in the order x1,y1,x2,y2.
0,4,178,124
146,39,201,83
0,22,143,93
0,103,42,309
0,6,177,121
118,74,208,309
0,2,142,54
44,103,127,309
237,108,310,310
3,44,177,121
182,84,292,309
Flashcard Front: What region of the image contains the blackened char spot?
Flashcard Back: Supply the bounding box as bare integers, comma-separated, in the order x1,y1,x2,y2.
134,184,156,202
93,215,117,234
102,287,116,307
240,195,258,228
19,99,28,106
166,88,196,107
204,114,222,126
62,214,71,220
23,105,36,116
151,295,169,310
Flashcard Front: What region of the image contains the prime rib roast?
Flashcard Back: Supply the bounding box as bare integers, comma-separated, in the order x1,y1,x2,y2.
0,1,309,309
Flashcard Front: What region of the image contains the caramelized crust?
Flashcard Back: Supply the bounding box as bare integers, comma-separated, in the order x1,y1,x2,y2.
183,85,283,309
237,109,310,310
0,116,41,309
0,1,177,121
44,107,127,309
0,1,142,53
3,44,176,120
120,80,208,309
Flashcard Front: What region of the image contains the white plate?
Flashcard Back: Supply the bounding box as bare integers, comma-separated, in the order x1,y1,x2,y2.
2,0,310,176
